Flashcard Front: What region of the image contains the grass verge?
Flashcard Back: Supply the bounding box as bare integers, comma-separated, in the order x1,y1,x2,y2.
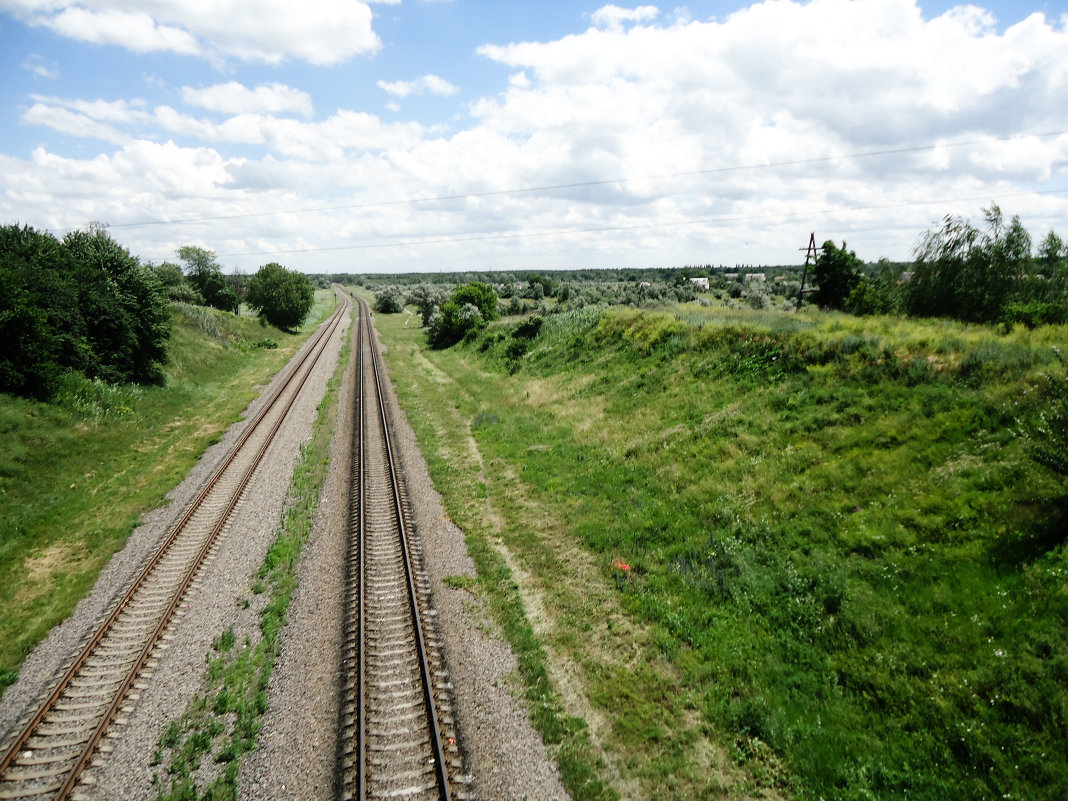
373,301,1068,801
0,292,335,698
151,305,351,801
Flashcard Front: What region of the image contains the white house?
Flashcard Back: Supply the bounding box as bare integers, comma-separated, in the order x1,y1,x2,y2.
690,277,710,291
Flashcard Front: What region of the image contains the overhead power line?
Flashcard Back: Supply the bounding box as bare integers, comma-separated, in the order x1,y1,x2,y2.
209,186,1068,260
110,129,1068,232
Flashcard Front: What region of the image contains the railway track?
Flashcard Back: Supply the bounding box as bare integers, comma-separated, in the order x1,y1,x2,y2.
339,298,467,801
0,290,352,801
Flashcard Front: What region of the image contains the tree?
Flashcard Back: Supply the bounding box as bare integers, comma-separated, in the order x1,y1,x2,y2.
152,262,200,303
1,225,170,399
813,240,861,310
905,204,1030,324
1038,230,1066,274
245,262,314,330
407,284,448,326
452,282,499,321
425,282,499,348
426,302,483,349
845,260,901,316
0,225,81,399
177,245,238,312
64,229,170,385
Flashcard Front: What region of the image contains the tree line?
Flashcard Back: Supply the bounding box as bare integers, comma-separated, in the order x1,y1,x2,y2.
813,204,1068,325
1,224,314,402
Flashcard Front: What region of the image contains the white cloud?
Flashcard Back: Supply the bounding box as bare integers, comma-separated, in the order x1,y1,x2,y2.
589,4,659,31
29,95,150,124
4,0,1067,273
21,104,131,144
5,0,380,64
182,83,314,118
20,54,59,79
377,74,460,99
44,7,200,54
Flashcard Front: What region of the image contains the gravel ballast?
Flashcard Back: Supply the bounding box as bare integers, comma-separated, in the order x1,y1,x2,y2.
242,312,570,800
0,304,570,800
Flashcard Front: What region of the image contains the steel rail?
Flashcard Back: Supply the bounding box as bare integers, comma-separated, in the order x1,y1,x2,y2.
358,296,451,801
356,297,367,801
0,290,351,800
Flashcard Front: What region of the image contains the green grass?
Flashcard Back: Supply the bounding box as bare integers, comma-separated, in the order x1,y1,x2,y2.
153,305,350,801
373,302,1068,801
0,292,336,698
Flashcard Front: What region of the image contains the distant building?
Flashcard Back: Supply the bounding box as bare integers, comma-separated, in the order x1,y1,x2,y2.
725,272,740,280
689,277,710,291
744,273,766,282
774,275,785,283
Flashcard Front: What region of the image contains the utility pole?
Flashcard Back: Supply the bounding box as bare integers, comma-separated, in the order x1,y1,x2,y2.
796,233,821,312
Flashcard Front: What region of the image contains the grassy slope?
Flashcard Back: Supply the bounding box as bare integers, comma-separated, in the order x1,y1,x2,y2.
0,293,335,695
374,303,1067,801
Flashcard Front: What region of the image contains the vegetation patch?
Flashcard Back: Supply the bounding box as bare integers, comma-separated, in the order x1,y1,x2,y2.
374,300,1068,801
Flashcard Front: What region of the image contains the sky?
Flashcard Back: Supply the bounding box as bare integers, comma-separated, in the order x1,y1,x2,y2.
1,0,1067,275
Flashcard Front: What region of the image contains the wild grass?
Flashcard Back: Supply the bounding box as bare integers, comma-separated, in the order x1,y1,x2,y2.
0,291,336,698
375,302,1068,801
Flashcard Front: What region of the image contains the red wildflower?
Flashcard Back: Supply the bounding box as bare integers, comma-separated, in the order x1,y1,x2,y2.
613,559,631,571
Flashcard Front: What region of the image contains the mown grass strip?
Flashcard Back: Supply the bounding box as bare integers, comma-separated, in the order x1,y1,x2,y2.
152,307,352,801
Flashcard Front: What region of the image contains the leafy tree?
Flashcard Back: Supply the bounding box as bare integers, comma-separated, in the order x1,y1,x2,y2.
407,284,448,326
64,229,170,385
0,225,170,399
846,260,902,316
153,261,185,290
905,204,1030,324
813,240,862,310
452,282,499,321
425,282,498,348
152,262,200,303
177,245,238,312
1037,230,1066,274
373,286,404,314
0,225,82,398
427,301,484,349
245,262,314,330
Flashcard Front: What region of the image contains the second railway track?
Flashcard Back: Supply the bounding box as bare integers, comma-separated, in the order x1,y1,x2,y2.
0,290,352,801
339,298,468,801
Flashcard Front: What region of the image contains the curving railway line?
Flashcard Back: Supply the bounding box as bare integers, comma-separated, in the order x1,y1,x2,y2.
0,290,352,801
339,297,468,801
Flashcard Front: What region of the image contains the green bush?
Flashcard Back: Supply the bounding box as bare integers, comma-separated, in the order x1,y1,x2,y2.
425,282,499,349
373,286,404,314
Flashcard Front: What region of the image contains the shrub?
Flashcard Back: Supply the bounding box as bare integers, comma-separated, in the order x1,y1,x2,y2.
514,314,544,340
425,283,498,348
1022,356,1068,481
373,286,404,314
